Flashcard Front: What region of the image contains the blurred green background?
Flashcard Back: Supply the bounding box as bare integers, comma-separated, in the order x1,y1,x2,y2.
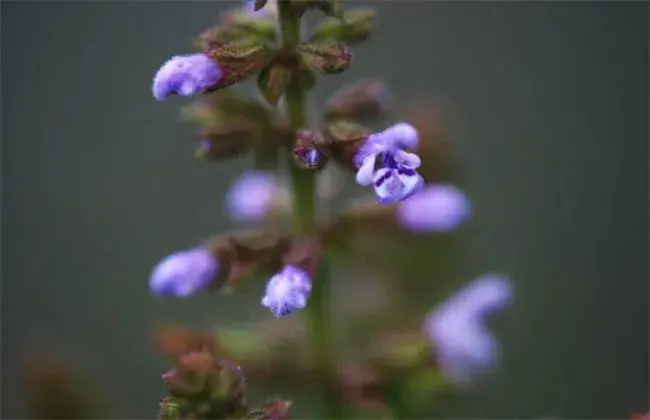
2,1,648,418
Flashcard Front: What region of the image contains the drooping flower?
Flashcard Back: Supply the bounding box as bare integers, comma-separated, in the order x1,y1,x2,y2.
397,184,472,232
149,248,219,297
424,273,513,384
152,54,222,101
261,265,312,317
354,123,424,204
225,170,279,222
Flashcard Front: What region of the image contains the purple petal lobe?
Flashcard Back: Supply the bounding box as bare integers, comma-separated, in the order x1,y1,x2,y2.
355,156,376,186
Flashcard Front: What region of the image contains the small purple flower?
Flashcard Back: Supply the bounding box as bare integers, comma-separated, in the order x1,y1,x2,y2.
424,274,513,384
225,170,278,222
397,184,472,232
243,0,276,17
149,248,219,297
354,123,424,204
152,53,222,101
261,265,312,317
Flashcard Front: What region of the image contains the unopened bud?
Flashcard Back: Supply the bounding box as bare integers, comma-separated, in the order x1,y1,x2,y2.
293,130,329,171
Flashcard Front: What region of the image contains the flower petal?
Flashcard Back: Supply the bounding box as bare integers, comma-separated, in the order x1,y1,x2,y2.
393,149,421,168
373,168,405,204
355,156,376,186
400,172,424,200
384,122,419,149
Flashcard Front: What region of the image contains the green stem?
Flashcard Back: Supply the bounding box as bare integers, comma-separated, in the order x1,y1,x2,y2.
278,1,341,417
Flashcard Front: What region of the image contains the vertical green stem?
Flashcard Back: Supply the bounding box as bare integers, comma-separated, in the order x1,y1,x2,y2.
278,1,341,417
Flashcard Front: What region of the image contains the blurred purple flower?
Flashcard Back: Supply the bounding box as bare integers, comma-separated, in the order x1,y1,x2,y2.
397,184,471,232
261,265,312,317
149,248,219,297
152,54,222,101
354,123,424,204
225,170,278,222
243,0,276,17
424,273,513,384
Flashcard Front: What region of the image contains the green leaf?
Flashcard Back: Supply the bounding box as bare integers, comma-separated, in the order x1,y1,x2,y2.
298,40,352,74
257,63,292,105
311,8,377,45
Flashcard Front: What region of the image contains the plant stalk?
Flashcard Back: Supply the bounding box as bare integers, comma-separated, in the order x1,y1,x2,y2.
278,1,342,417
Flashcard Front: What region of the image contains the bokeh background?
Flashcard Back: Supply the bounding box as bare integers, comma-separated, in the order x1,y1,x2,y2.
2,1,648,418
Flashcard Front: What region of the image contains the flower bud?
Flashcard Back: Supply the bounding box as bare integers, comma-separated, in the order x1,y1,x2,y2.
149,249,219,298
152,54,223,101
293,130,329,171
261,265,313,317
397,184,471,232
225,170,279,222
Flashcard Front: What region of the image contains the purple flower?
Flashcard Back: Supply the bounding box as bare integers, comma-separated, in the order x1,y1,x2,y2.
261,265,312,317
225,170,278,222
397,184,471,232
243,0,276,17
152,54,222,101
424,274,513,384
149,248,219,297
354,123,424,204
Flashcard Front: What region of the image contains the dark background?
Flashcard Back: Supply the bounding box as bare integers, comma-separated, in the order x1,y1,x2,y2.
2,1,648,418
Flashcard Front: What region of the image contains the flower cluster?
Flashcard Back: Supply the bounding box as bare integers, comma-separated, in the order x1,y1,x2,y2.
146,0,516,418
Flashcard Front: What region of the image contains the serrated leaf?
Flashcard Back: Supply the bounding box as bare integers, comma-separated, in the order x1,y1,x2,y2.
298,40,352,74
257,64,292,105
206,42,274,89
311,8,377,45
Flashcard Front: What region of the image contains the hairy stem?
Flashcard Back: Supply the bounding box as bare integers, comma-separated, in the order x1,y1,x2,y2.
278,1,341,417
